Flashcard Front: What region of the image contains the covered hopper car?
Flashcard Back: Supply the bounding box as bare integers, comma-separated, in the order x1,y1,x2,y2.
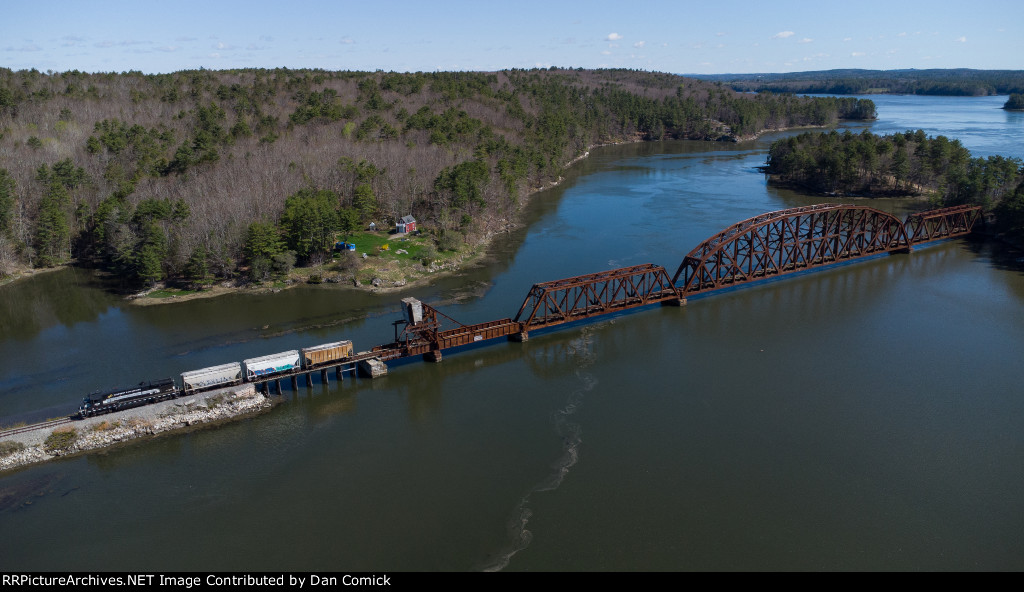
301,340,354,368
243,350,301,381
181,362,243,395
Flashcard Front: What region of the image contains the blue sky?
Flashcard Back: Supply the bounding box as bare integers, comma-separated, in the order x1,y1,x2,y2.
3,0,1022,75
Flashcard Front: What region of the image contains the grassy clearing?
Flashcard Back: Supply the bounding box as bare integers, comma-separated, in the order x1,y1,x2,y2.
291,229,477,288
335,230,433,263
146,288,200,299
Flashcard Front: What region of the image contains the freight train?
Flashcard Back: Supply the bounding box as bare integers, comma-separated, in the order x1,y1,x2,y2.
77,340,354,418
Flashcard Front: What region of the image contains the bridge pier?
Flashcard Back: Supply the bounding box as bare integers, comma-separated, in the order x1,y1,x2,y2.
291,375,298,390
275,379,282,394
358,358,388,378
662,296,687,307
321,369,329,384
509,331,529,342
425,349,443,363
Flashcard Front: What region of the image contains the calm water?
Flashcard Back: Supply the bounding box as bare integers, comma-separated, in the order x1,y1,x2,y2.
2,95,1024,571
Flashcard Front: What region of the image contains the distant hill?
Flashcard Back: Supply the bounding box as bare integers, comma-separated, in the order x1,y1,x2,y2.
687,68,1024,96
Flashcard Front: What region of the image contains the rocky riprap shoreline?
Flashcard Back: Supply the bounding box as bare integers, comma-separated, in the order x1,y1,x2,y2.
0,385,273,473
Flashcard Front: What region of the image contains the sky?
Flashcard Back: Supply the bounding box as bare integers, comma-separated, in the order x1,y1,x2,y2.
3,0,1023,75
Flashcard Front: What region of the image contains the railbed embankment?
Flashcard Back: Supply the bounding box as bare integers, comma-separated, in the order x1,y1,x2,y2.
0,385,274,473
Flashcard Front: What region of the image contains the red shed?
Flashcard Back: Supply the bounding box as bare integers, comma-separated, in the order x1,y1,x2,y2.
396,215,417,234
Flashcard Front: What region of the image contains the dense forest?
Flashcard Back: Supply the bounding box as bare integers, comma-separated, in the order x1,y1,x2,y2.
0,67,876,287
764,129,1024,237
692,69,1024,96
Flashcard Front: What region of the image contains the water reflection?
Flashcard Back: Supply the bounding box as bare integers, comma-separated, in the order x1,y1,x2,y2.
0,269,116,341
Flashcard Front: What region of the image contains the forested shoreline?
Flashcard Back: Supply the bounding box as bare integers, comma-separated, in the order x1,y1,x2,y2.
692,68,1024,96
0,67,876,289
764,129,1024,238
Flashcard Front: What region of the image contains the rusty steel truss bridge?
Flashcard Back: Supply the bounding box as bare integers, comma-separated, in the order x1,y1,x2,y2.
360,203,983,367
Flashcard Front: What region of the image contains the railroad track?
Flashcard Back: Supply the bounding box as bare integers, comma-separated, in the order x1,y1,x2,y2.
0,417,74,439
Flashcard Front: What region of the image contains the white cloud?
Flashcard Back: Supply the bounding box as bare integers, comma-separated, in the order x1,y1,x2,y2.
843,37,852,42
601,50,611,55
633,41,645,48
340,37,354,45
773,31,795,39
851,51,865,57
898,32,907,37
955,36,967,42
157,46,179,52
7,43,42,52
606,33,622,41
716,32,725,37
799,38,813,43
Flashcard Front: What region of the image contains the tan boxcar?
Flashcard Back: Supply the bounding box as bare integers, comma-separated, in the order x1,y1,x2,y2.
301,340,354,368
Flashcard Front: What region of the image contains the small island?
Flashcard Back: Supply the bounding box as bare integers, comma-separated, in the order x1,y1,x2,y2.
763,129,1024,240
765,129,1023,198
1004,93,1024,111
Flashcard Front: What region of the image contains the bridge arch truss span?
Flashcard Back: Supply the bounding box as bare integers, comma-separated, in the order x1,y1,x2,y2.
513,263,679,329
905,204,984,245
672,204,911,294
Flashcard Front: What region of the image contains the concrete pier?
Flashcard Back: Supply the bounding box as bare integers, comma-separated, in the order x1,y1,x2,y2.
358,358,388,378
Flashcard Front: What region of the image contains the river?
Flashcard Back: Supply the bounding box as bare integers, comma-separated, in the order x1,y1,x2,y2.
2,95,1023,571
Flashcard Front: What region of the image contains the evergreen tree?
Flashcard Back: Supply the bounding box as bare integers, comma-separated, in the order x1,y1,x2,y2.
352,184,376,220
185,245,212,286
279,188,339,260
34,183,71,267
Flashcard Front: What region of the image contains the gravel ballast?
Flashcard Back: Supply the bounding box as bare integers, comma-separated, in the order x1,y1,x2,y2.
0,385,273,473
